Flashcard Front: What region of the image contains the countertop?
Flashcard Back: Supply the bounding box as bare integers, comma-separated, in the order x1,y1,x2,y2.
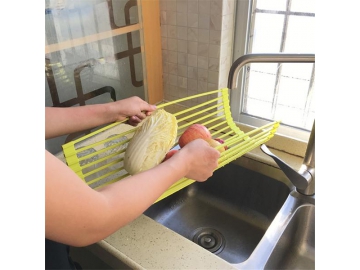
91,215,238,269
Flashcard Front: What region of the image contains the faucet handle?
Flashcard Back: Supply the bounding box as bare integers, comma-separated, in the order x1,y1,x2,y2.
260,144,311,190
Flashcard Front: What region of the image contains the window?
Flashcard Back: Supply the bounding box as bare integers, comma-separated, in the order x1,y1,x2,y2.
232,0,315,142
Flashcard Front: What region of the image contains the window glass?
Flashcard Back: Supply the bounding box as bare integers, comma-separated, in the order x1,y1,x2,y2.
285,15,315,53
256,0,287,11
291,0,315,13
251,13,284,52
45,0,144,154
234,0,315,136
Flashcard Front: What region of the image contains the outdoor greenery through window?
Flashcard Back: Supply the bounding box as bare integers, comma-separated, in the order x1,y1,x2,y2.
235,0,315,138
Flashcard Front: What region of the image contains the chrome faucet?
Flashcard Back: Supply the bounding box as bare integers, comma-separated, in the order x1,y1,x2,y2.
227,53,315,196
260,126,315,196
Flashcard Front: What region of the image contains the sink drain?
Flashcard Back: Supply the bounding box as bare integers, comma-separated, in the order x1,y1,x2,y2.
191,227,225,254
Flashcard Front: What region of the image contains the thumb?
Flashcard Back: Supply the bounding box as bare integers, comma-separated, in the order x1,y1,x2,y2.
144,104,157,115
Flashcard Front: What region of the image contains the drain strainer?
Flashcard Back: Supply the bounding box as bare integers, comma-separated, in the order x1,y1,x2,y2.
191,227,225,254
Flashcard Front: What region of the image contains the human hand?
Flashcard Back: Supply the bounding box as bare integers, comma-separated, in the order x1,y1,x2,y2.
174,139,220,182
112,96,157,126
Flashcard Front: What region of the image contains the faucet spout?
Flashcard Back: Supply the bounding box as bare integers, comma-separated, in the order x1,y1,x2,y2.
260,121,315,196
299,121,315,195
228,53,315,195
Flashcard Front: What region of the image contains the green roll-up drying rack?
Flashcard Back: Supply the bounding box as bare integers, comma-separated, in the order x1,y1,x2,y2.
62,88,280,203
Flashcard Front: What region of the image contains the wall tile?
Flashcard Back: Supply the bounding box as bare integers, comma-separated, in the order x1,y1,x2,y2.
210,14,222,31
207,82,217,91
178,76,188,88
198,0,210,14
168,62,178,75
209,30,221,45
161,11,167,25
208,57,219,71
168,51,178,63
198,91,208,103
187,41,198,54
161,25,168,37
167,11,177,25
168,38,177,51
198,68,208,82
209,44,220,58
187,54,198,67
177,12,187,26
167,25,177,38
188,89,197,98
177,0,188,13
169,74,177,86
177,26,188,40
177,39,187,53
198,29,210,42
162,61,168,73
167,0,177,11
188,0,199,14
178,64,188,77
208,70,219,84
178,86,188,98
199,14,210,29
163,91,171,101
162,49,168,62
188,78,198,90
163,72,169,85
162,37,168,50
210,0,222,15
177,52,188,65
198,42,209,57
188,13,199,28
187,66,198,79
198,56,208,69
187,28,198,41
160,0,167,11
198,81,207,92
161,0,235,104
169,84,178,97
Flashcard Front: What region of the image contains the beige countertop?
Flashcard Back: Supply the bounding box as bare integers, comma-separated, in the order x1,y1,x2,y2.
91,215,238,269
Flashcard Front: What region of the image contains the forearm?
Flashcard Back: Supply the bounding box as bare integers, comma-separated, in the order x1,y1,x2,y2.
93,157,188,241
45,97,156,140
45,150,189,246
45,103,118,139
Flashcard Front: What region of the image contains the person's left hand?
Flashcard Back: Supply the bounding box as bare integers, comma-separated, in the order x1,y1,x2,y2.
113,96,157,126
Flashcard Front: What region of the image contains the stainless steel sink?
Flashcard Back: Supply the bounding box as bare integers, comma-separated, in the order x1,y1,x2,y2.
264,205,315,269
144,53,315,269
240,190,315,270
144,163,291,264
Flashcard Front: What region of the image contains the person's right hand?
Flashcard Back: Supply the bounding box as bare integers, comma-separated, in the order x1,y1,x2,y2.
174,138,220,182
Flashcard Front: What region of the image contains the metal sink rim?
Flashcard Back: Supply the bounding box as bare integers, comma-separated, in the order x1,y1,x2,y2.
233,190,315,269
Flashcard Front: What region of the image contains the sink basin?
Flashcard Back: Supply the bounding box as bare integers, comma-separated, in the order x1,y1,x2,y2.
144,163,290,264
264,205,315,269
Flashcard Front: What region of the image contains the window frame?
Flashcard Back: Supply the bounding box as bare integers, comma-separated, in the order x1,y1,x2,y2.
230,0,314,143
